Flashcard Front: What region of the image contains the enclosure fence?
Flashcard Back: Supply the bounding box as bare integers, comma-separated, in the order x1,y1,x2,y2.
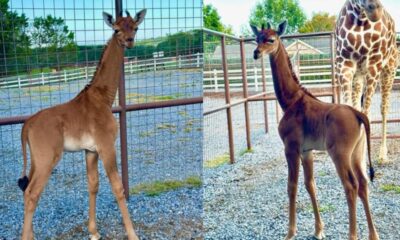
203,28,400,165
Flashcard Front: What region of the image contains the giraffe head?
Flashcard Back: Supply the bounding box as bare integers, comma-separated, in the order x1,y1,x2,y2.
250,20,287,60
103,9,146,48
354,0,383,22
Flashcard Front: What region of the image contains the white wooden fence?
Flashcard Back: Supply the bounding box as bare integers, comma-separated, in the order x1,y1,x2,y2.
203,63,400,92
0,53,203,89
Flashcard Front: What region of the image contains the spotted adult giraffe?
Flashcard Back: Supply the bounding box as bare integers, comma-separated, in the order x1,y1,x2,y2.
18,9,146,240
334,0,399,163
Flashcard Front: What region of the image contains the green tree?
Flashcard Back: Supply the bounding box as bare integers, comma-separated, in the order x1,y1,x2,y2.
203,4,233,34
0,0,30,76
299,12,336,33
31,15,77,70
249,0,306,34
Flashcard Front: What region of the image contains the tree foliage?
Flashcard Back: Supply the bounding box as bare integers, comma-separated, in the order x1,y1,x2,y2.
203,4,233,34
31,15,77,70
249,0,306,34
31,15,75,48
0,0,30,76
299,12,336,33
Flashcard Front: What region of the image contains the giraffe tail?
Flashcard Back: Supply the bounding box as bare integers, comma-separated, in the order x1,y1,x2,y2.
18,123,30,192
351,107,374,182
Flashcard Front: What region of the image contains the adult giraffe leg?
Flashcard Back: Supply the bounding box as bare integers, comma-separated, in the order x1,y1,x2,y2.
85,151,101,240
337,64,356,106
284,145,300,240
351,74,364,111
301,151,325,239
378,68,395,163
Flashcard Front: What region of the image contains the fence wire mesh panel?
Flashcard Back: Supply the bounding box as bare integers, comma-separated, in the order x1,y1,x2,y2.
0,0,203,239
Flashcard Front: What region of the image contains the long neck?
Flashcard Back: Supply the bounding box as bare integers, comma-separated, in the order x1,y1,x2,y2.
85,35,125,107
269,41,302,111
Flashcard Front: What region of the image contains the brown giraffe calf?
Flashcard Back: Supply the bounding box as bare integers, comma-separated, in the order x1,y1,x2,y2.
251,21,379,240
17,9,146,240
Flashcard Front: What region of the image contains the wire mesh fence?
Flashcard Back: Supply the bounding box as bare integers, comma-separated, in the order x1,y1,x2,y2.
0,0,203,239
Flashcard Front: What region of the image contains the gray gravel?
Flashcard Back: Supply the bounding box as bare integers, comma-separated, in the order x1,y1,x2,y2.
204,126,400,239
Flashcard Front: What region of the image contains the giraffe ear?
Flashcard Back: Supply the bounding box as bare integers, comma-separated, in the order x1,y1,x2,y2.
276,20,287,36
103,12,115,28
250,25,259,36
134,9,147,25
266,22,271,30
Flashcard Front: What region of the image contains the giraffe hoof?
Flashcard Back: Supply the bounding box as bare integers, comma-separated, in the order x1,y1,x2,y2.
284,234,296,240
313,231,326,239
89,233,101,240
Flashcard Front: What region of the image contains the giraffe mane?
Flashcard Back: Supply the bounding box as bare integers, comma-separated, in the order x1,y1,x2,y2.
76,36,114,96
282,44,318,100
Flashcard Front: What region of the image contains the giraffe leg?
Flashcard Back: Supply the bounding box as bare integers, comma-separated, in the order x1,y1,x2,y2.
337,63,356,106
351,74,364,111
378,69,395,163
85,151,101,240
284,144,301,240
352,138,379,240
329,152,358,240
99,145,138,240
21,141,63,240
302,151,325,239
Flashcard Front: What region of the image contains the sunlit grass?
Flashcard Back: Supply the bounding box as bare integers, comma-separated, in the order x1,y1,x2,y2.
204,153,230,168
381,184,400,194
129,176,202,196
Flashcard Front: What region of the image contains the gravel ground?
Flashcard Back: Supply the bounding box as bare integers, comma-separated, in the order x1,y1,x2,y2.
0,70,203,239
203,127,400,239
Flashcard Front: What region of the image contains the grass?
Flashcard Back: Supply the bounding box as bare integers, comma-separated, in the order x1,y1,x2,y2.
139,130,154,138
127,92,185,103
24,85,63,94
239,148,254,157
381,184,400,194
306,204,336,213
204,153,230,168
129,176,202,196
156,123,176,130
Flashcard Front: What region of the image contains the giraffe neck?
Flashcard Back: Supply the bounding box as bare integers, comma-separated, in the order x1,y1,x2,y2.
78,35,125,107
269,41,303,111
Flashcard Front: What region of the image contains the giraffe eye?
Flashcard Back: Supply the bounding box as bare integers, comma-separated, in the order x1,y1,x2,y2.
134,27,138,31
266,38,275,44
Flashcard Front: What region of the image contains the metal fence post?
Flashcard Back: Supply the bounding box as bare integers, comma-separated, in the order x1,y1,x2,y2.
221,36,235,164
41,72,45,85
330,33,339,104
178,55,182,68
115,0,129,200
260,56,269,133
18,77,21,88
196,52,200,68
64,70,67,82
239,40,251,150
